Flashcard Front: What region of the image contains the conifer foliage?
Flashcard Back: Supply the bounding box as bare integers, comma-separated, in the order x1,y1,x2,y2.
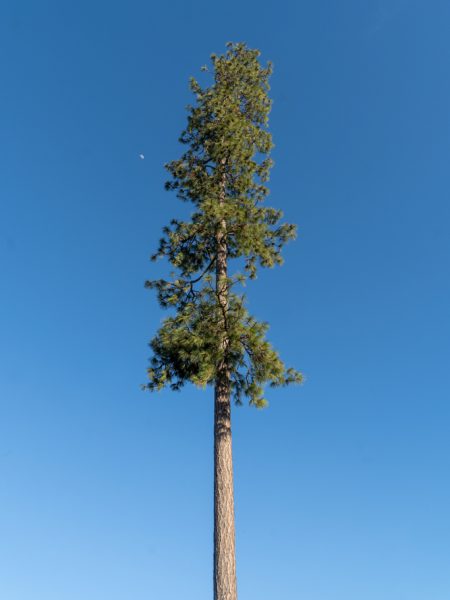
145,42,302,407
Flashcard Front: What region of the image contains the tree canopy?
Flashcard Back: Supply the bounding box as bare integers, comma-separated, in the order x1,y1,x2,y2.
145,42,302,407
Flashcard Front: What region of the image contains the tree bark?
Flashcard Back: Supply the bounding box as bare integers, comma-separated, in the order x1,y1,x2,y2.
214,165,237,600
214,366,237,600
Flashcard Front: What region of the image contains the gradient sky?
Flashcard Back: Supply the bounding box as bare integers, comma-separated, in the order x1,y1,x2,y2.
1,1,449,599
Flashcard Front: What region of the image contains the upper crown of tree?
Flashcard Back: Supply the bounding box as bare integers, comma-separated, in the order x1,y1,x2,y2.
145,42,302,407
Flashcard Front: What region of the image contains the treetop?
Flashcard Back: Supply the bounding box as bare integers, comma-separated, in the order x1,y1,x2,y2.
145,42,302,406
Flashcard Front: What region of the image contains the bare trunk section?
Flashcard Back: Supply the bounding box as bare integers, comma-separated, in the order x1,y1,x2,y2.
214,164,237,600
214,363,237,600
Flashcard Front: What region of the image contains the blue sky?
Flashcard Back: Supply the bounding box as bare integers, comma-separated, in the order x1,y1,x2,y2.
1,1,449,598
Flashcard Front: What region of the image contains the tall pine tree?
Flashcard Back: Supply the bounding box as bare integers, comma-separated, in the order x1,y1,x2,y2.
145,42,302,600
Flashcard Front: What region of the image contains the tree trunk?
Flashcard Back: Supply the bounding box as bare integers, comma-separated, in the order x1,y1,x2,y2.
214,166,237,600
214,368,237,600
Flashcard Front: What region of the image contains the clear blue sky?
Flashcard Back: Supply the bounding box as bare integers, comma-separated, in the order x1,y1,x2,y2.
1,1,449,599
